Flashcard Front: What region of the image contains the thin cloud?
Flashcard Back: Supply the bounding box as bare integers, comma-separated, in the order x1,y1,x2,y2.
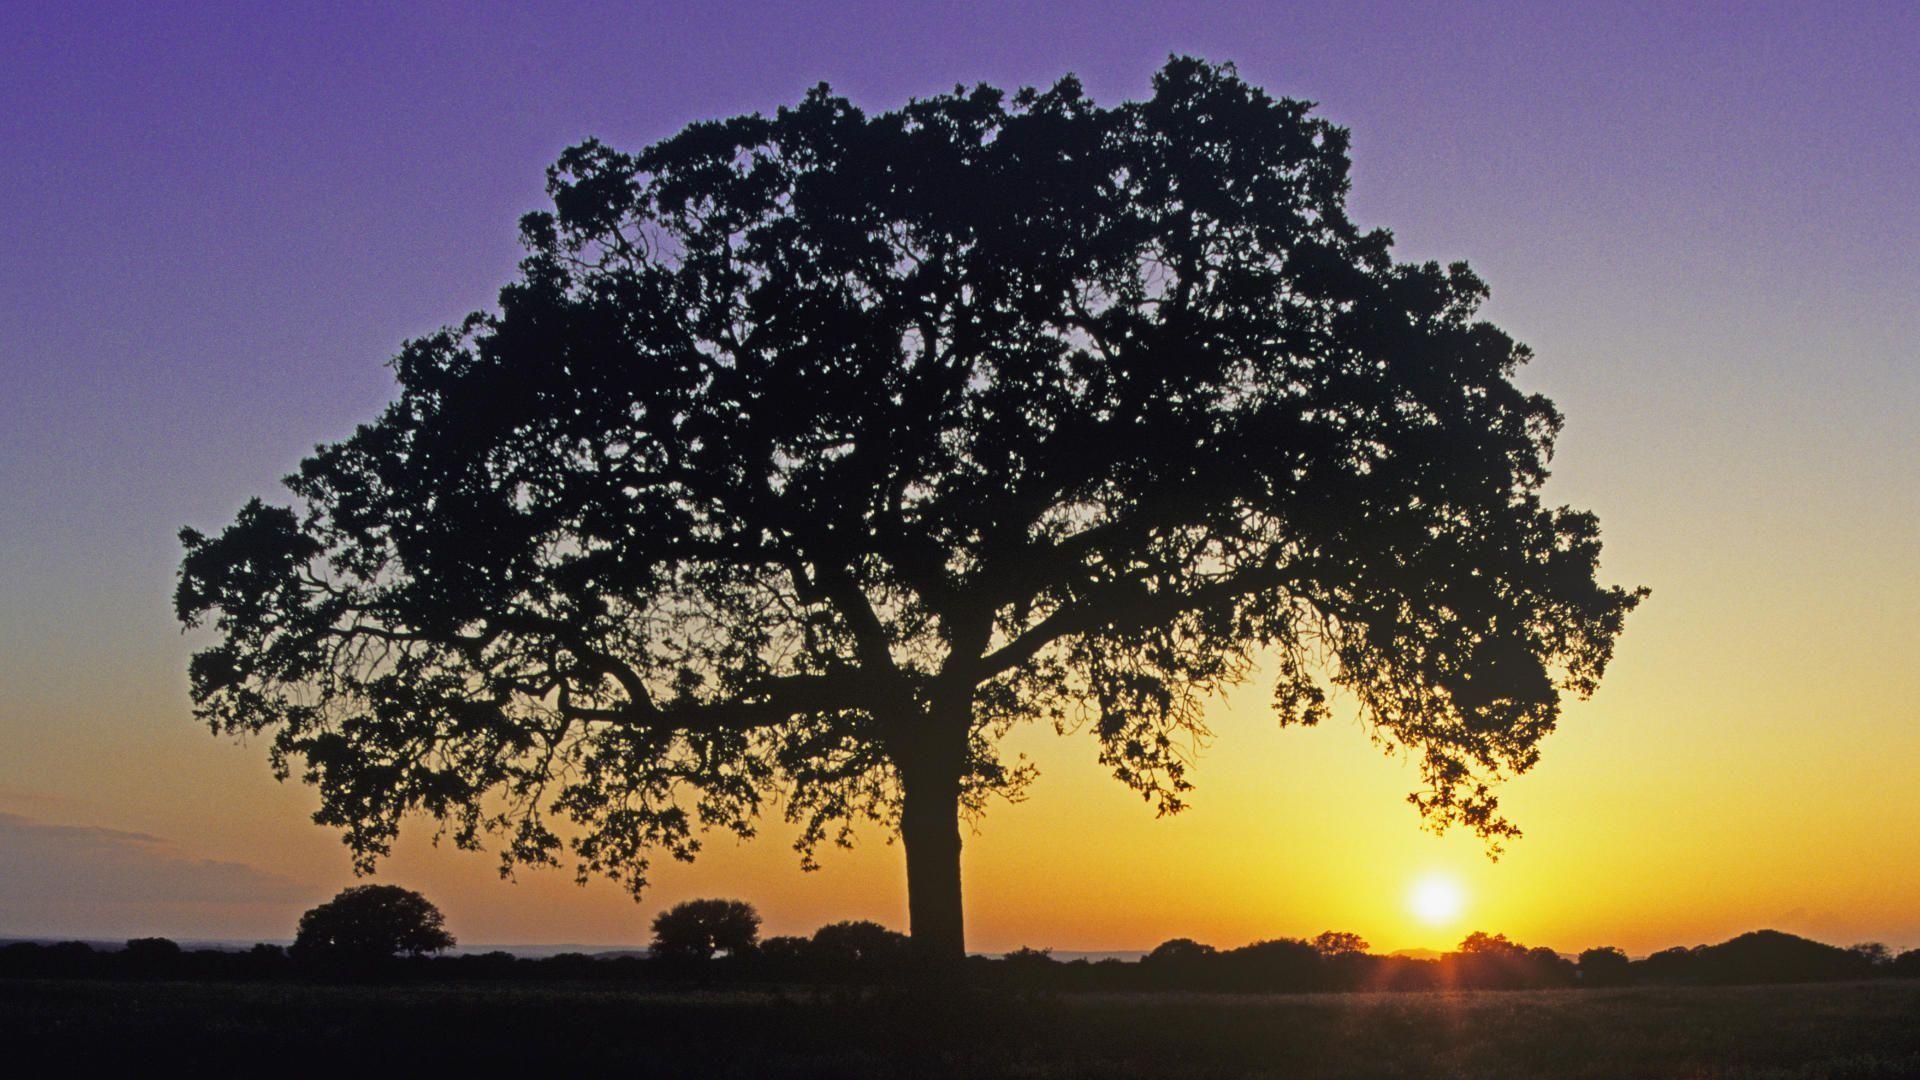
0,812,314,935
0,788,94,815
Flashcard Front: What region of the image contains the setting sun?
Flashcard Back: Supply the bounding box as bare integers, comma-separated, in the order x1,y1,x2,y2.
1410,876,1466,927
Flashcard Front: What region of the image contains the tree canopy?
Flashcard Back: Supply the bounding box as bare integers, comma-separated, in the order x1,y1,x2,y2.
290,884,455,965
649,897,762,960
1312,931,1370,957
176,57,1643,959
809,919,912,967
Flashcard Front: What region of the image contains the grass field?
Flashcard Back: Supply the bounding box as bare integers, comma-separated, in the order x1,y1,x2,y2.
6,978,1920,1077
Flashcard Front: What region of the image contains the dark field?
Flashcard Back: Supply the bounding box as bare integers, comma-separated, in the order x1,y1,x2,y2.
6,978,1920,1077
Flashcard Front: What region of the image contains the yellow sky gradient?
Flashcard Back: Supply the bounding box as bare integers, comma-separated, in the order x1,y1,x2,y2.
5,470,1915,956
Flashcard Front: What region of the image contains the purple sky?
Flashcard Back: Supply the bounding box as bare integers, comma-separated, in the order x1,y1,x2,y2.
1,2,1914,945
5,2,1910,609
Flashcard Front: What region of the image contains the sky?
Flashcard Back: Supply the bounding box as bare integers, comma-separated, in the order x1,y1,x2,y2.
1,1,1914,955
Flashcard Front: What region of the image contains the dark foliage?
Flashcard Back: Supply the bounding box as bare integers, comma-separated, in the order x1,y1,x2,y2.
1142,936,1217,988
0,940,294,981
1850,942,1894,968
1220,937,1327,991
1,924,1907,996
1577,946,1632,986
649,897,761,960
754,935,814,968
1629,929,1876,986
809,919,912,972
1145,937,1217,964
1639,944,1699,983
1311,930,1368,956
291,884,455,976
119,937,183,978
1441,933,1576,989
0,941,101,978
175,57,1643,959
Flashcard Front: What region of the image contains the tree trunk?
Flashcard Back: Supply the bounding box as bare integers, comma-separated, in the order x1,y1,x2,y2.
898,733,967,965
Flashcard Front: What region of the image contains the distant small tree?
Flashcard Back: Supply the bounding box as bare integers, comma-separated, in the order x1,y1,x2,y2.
650,898,761,960
1638,944,1700,983
1446,931,1571,989
121,937,183,977
1892,949,1920,978
1142,937,1218,988
1144,937,1217,965
1527,945,1577,986
1849,942,1893,968
1577,946,1632,986
1312,930,1370,957
757,935,814,964
809,920,910,968
1457,930,1525,956
291,884,455,968
45,941,98,977
238,941,291,979
1221,938,1323,991
123,936,182,957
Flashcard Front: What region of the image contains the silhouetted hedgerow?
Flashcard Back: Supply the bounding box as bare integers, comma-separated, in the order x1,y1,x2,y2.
1622,930,1880,986
3,925,1904,992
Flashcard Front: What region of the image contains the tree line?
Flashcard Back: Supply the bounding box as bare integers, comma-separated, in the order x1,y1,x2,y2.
4,887,1916,991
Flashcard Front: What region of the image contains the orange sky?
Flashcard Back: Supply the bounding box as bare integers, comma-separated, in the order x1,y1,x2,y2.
5,487,1917,956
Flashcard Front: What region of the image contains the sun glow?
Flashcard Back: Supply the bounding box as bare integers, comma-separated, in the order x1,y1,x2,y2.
1409,875,1466,927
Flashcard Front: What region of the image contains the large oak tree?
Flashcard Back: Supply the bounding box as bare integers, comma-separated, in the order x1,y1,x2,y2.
177,59,1643,961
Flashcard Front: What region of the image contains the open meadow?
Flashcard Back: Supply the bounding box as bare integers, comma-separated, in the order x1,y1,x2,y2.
7,978,1920,1077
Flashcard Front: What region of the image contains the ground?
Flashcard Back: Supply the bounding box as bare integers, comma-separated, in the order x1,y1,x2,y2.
5,978,1919,1077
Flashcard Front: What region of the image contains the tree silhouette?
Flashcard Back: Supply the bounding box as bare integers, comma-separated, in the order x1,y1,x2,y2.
1457,931,1525,956
291,884,454,968
175,57,1643,961
809,919,911,968
1577,946,1632,986
1892,949,1920,978
756,934,814,967
1145,938,1218,965
1222,938,1323,991
121,937,183,978
1848,942,1893,968
649,898,761,960
1312,931,1369,957
1143,937,1219,988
